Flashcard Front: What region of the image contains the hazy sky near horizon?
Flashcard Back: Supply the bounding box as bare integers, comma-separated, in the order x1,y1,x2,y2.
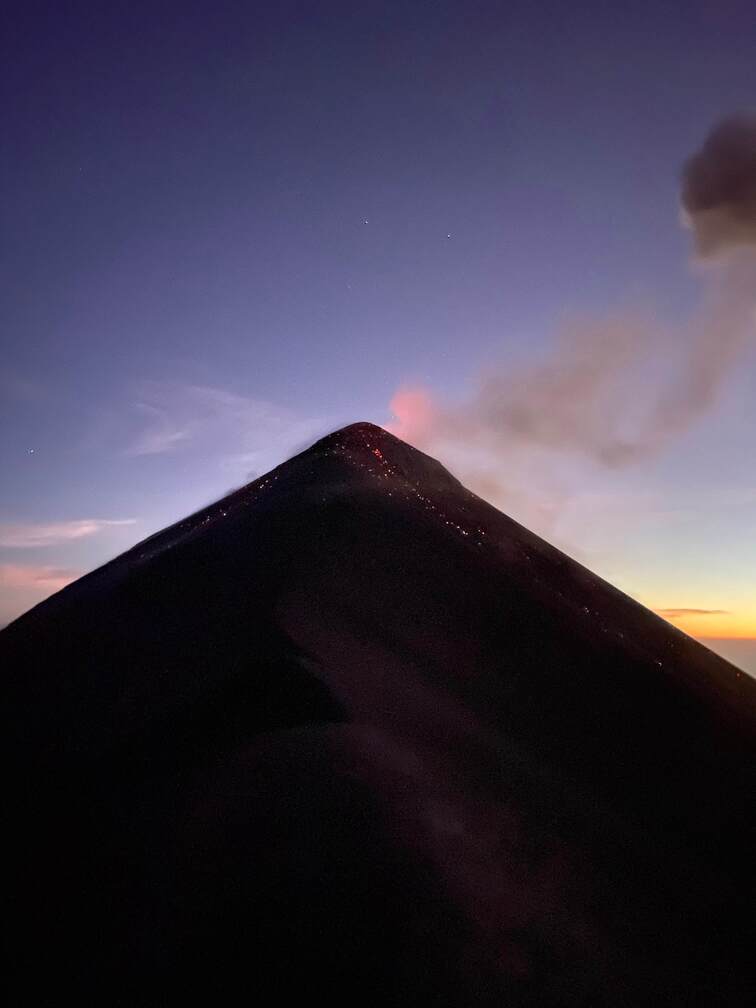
2,2,755,663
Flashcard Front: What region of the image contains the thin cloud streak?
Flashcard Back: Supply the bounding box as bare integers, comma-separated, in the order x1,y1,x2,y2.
125,380,327,475
127,401,193,456
0,564,81,592
0,519,136,548
655,608,730,618
0,564,82,626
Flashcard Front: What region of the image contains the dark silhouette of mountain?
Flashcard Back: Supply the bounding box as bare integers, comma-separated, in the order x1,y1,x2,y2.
4,423,754,1005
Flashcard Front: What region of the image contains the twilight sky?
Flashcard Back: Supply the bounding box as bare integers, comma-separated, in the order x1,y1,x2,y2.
2,2,755,667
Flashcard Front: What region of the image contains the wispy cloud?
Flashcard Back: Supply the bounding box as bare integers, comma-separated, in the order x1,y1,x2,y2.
127,401,193,456
0,519,136,548
0,564,80,592
125,381,327,474
0,564,82,625
655,608,730,618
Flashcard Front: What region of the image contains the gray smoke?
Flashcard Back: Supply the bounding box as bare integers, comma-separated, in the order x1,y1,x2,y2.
394,115,756,483
387,116,756,544
681,114,756,259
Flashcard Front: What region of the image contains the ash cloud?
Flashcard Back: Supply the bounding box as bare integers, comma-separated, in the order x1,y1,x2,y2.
682,114,756,259
390,115,756,522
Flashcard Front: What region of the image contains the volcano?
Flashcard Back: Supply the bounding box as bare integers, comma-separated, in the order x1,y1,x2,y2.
4,423,754,1005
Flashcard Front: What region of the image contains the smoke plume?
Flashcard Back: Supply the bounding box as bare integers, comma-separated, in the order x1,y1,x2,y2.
681,114,756,258
389,115,756,526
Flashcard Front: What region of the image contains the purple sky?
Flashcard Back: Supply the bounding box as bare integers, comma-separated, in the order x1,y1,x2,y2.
2,2,754,668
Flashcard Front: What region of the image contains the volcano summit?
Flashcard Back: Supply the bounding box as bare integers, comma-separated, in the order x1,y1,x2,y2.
4,423,754,1005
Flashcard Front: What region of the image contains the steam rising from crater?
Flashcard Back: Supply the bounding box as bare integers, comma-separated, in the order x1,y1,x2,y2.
389,115,756,524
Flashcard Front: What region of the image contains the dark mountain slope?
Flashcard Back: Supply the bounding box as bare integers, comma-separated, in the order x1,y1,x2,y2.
4,422,755,1005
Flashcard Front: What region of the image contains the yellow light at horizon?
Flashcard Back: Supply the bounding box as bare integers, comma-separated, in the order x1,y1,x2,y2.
652,608,756,640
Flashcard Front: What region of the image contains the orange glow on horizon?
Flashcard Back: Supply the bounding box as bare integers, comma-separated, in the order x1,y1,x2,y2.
695,633,756,641
653,607,756,640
